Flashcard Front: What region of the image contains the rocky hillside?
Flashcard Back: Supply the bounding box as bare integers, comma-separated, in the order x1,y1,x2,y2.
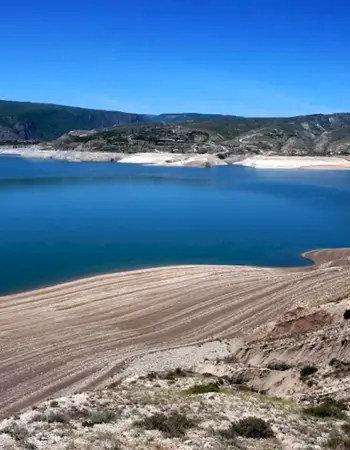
0,100,146,143
44,125,228,156
2,300,350,450
42,113,350,157
2,368,349,450
0,100,229,144
2,100,350,156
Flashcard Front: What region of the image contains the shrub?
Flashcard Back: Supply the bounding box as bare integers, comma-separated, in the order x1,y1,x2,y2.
324,431,350,449
49,400,59,408
220,417,275,440
135,411,196,437
3,423,29,442
46,411,70,424
304,399,347,419
159,368,189,380
32,411,69,424
168,367,188,377
300,365,318,377
267,360,291,371
342,423,350,435
82,409,116,427
183,383,220,395
145,372,157,381
344,310,350,320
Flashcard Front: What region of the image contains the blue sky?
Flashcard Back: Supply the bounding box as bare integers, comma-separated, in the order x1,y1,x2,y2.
1,0,349,116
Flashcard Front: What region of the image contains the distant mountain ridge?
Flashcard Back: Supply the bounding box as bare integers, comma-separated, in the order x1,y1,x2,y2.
0,100,146,143
0,100,231,143
1,99,350,156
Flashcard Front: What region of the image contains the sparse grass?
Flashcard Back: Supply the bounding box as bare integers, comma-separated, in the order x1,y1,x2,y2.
82,409,116,427
162,367,189,379
182,382,220,395
2,422,37,449
90,430,121,449
220,417,275,440
300,365,318,377
323,431,350,449
135,411,196,437
143,368,191,381
304,399,347,419
145,372,157,381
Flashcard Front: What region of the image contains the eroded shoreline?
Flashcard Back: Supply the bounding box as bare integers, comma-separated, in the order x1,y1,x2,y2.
0,248,349,419
1,147,350,169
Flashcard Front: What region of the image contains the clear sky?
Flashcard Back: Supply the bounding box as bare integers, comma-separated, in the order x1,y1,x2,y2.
1,0,349,116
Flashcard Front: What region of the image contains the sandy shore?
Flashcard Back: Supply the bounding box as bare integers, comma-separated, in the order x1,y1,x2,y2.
0,249,349,419
236,155,350,170
3,147,350,169
0,147,226,167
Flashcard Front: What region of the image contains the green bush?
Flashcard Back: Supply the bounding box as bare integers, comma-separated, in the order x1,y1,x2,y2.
304,399,347,419
300,365,318,377
82,409,116,427
220,417,275,440
135,411,196,437
183,383,220,395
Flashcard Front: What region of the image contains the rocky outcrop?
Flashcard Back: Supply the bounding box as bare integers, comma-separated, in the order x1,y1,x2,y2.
44,125,228,155
40,113,350,158
196,295,350,402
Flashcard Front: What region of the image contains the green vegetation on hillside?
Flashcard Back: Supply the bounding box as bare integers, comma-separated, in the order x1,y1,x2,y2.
0,100,145,142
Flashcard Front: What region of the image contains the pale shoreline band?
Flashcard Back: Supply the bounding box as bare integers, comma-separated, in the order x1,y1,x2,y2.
1,147,350,169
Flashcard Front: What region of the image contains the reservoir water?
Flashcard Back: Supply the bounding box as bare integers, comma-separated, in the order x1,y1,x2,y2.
1,156,350,295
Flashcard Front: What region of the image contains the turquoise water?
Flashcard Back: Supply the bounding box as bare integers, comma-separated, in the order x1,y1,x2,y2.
1,156,350,295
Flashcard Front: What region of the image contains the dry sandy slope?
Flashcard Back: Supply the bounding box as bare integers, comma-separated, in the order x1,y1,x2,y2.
0,250,349,419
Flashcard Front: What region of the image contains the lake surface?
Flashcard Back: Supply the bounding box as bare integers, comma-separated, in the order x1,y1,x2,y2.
1,156,350,295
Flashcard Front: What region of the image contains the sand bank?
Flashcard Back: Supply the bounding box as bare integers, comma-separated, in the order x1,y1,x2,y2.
0,249,349,419
236,155,350,170
118,152,226,167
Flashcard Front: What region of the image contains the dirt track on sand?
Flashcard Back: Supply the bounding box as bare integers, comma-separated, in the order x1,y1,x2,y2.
0,249,349,419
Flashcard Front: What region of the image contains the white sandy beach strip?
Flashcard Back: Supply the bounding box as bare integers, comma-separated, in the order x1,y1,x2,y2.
236,155,350,170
